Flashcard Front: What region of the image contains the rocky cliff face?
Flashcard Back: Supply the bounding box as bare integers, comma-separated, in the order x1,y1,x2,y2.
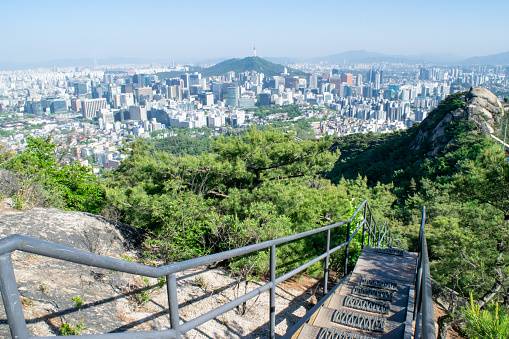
410,86,505,157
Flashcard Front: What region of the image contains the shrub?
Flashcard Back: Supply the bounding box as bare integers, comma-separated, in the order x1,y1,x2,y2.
461,293,509,338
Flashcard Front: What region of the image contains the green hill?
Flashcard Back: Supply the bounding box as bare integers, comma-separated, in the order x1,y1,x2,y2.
156,57,307,79
327,87,509,303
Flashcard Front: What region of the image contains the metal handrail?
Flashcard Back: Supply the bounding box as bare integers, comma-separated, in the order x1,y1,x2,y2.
0,200,402,339
413,206,436,339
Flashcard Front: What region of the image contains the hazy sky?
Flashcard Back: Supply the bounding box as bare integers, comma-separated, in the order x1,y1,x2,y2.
1,0,508,63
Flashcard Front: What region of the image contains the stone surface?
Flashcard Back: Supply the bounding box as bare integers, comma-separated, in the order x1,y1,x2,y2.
0,207,320,338
410,86,504,157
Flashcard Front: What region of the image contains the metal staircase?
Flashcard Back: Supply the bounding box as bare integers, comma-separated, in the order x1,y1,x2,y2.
0,202,434,339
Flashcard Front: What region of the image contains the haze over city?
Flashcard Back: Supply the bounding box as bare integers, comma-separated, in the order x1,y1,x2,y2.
2,0,509,64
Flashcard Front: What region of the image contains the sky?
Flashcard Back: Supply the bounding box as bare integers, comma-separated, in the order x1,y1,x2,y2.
1,0,508,63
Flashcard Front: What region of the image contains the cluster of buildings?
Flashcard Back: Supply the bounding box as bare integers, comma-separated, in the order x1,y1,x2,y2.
1,60,508,171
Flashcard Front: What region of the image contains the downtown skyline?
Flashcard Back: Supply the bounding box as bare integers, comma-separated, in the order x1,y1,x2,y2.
1,0,508,64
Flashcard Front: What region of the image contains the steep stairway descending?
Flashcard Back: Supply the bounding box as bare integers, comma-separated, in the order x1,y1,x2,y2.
294,246,418,339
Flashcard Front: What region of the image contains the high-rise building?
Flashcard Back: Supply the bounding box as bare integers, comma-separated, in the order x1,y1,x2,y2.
74,83,88,96
309,75,318,89
129,105,147,121
81,98,107,119
227,86,239,107
341,73,353,86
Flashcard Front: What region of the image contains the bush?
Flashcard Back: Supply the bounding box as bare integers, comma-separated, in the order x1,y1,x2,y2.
461,293,509,338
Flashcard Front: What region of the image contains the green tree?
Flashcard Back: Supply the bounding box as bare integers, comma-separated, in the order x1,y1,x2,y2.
1,136,103,212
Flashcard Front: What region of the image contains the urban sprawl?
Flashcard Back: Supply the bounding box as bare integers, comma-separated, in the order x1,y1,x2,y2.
0,60,506,172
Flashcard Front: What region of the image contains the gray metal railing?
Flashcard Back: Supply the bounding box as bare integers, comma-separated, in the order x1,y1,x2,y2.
413,206,436,339
0,200,401,339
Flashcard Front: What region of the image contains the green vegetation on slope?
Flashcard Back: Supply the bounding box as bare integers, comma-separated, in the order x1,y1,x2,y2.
156,57,307,79
328,90,509,307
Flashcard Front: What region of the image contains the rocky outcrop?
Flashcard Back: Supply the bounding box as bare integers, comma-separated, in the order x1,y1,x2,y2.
410,86,504,157
0,207,147,338
0,208,146,255
0,207,317,338
466,86,504,134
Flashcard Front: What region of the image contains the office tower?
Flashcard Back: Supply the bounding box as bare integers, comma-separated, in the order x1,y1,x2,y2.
227,86,240,107
356,74,363,87
50,100,67,113
121,84,134,94
341,73,353,86
74,82,88,96
81,98,107,119
180,74,190,89
189,73,201,86
71,99,81,112
129,106,147,121
259,92,271,106
309,75,318,89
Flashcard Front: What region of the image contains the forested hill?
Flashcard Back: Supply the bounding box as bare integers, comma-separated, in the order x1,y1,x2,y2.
327,87,509,309
156,57,307,79
327,87,506,190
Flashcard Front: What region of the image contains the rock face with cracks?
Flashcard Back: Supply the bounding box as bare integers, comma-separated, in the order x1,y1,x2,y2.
0,206,319,338
409,86,504,157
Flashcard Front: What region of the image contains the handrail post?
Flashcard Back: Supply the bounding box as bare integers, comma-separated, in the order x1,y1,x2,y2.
344,222,351,276
324,229,331,295
0,253,30,339
361,203,367,249
368,213,373,246
167,273,181,339
270,245,276,339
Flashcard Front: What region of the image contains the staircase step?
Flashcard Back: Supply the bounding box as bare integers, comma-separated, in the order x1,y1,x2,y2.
296,324,376,339
352,286,394,302
372,247,404,256
343,295,390,315
330,309,386,332
360,278,398,291
311,307,406,338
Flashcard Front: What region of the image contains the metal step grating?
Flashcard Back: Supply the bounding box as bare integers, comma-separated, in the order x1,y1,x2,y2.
352,286,394,301
343,295,390,315
373,247,404,256
360,278,398,291
331,309,386,332
317,327,372,339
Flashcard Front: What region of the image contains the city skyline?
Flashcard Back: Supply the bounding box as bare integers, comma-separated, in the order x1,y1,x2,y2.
1,0,508,64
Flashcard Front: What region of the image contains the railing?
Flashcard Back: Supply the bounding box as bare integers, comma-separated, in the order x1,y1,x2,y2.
0,200,401,339
413,206,436,339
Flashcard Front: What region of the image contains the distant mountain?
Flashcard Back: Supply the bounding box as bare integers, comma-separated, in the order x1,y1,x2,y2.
461,51,509,65
199,57,307,77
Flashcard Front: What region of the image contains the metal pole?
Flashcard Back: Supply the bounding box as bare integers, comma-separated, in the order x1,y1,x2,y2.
167,274,181,339
0,253,30,339
270,245,276,339
344,222,351,276
361,204,367,249
324,229,331,295
368,214,373,246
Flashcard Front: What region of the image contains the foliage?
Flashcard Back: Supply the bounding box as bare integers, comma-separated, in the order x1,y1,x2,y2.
0,136,103,212
147,134,212,156
71,296,83,308
103,128,349,275
461,293,509,339
60,320,87,335
249,104,302,119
